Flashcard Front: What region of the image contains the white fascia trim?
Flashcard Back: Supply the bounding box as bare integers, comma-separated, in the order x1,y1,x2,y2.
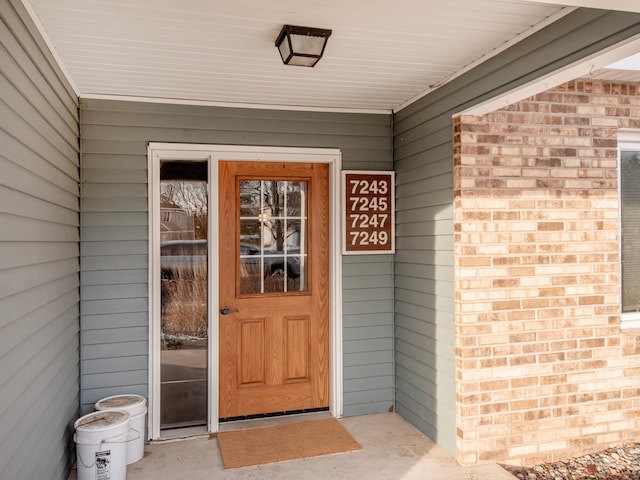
460,33,640,117
393,6,577,113
20,0,80,96
81,93,391,116
525,0,640,13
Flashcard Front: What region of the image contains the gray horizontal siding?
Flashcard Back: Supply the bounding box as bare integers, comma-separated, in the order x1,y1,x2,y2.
80,98,393,416
393,7,640,458
0,1,79,479
343,254,394,416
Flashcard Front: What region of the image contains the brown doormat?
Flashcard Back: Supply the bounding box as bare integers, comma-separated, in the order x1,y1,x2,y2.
216,418,362,469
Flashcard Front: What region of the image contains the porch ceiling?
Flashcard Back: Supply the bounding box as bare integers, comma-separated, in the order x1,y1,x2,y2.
24,0,640,113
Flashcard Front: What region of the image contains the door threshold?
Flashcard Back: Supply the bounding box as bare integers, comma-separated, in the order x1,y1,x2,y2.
157,425,208,441
217,410,333,433
219,407,329,424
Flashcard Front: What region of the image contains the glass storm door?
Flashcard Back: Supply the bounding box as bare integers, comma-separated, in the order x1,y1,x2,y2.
218,161,329,419
159,161,208,429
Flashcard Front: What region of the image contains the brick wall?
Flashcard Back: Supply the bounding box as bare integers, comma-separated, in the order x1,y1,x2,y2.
454,80,640,466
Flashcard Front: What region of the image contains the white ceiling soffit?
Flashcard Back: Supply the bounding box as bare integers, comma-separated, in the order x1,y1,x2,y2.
23,0,589,113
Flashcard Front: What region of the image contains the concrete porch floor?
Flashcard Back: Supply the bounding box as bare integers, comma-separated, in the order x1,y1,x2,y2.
70,412,516,480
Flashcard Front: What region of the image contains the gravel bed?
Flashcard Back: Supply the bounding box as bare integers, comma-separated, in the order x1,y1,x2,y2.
501,444,640,479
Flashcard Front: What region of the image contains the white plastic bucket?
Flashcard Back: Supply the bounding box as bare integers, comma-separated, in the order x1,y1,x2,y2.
95,395,147,464
74,410,130,480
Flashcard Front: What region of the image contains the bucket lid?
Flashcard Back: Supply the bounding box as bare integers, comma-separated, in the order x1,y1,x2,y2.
75,411,130,432
95,394,146,411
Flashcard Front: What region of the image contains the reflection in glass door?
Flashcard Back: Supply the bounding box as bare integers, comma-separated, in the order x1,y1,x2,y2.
159,161,208,429
239,180,307,294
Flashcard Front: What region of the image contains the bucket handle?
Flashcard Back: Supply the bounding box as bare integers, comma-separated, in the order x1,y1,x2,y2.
74,428,140,469
129,426,141,441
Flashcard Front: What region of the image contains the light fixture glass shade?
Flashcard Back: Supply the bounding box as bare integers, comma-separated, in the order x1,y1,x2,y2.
276,25,332,67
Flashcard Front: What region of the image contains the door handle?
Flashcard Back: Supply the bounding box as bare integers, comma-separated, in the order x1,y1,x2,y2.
220,306,239,315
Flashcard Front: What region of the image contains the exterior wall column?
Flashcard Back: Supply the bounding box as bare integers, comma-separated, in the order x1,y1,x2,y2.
454,80,640,466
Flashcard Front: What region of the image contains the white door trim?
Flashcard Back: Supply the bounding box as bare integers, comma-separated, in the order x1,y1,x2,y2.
147,143,343,439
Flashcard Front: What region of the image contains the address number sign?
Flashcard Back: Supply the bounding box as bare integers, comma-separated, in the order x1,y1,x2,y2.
342,171,395,254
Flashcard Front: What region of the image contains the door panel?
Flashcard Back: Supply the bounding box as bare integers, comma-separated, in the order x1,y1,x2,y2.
238,318,266,386
284,316,310,383
219,161,329,419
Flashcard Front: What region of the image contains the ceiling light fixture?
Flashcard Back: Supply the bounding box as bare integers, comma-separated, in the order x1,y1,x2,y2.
275,25,332,67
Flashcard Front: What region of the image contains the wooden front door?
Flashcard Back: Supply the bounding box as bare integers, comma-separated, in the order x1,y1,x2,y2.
218,161,329,418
